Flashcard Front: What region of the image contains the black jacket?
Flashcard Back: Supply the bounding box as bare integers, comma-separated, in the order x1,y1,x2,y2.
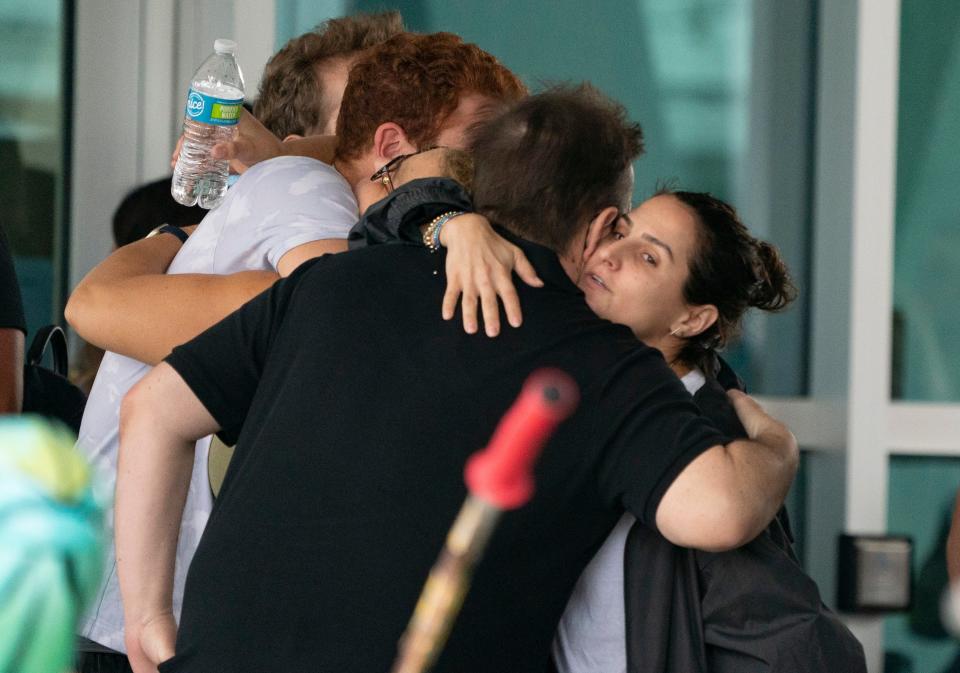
624,359,867,673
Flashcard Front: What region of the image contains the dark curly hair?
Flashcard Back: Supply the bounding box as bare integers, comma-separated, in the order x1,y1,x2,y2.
665,190,797,372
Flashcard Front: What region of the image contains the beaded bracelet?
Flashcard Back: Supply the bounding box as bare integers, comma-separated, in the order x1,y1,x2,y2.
423,211,465,253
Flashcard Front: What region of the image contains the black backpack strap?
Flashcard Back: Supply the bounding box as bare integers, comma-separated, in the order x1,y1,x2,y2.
26,325,69,375
21,324,86,433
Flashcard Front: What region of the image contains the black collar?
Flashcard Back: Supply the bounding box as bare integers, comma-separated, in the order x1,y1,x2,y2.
348,178,473,248
494,227,584,296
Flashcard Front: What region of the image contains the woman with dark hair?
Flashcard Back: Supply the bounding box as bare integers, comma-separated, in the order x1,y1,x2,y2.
575,189,795,378
553,190,866,673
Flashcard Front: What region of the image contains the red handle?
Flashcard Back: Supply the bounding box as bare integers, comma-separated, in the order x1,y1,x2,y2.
464,369,579,509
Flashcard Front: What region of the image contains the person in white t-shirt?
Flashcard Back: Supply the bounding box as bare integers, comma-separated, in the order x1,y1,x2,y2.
66,31,526,668
72,155,359,656
73,15,407,664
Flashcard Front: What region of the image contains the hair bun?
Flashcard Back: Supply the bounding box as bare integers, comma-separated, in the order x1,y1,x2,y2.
750,241,797,311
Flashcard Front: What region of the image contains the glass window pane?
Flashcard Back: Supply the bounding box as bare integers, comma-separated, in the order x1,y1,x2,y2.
884,455,960,671
893,0,960,401
275,0,815,395
0,0,66,336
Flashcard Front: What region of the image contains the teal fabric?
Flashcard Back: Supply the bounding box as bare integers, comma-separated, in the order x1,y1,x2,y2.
0,417,104,673
893,0,960,401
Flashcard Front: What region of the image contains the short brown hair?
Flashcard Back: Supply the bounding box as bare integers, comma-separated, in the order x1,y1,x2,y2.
254,11,404,138
439,149,475,192
470,84,644,253
335,32,527,161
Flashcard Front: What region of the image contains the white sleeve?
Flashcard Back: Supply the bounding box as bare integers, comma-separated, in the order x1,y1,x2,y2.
229,156,359,271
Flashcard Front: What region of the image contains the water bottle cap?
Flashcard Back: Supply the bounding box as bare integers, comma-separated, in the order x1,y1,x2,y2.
214,39,237,54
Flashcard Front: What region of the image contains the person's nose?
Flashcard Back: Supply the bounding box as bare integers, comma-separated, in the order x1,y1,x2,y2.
600,242,622,271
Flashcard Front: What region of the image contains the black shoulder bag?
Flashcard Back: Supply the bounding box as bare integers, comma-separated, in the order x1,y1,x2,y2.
22,325,87,434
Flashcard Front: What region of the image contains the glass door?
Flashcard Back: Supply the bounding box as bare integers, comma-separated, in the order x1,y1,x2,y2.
0,0,70,335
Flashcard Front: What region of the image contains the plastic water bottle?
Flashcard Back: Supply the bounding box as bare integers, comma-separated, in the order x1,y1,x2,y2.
172,39,245,209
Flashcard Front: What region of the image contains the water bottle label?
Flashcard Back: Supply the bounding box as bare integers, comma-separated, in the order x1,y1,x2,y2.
185,89,243,125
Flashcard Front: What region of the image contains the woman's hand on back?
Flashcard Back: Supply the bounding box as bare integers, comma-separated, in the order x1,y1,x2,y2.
439,213,543,337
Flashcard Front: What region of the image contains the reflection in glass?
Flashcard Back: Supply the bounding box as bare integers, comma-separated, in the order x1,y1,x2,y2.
276,0,814,395
893,0,960,401
0,0,64,335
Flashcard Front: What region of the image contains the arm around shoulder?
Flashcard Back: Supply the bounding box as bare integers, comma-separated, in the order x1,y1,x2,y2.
655,390,799,551
66,234,277,364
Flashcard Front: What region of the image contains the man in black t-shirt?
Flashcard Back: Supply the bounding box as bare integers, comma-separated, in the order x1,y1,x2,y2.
116,86,798,673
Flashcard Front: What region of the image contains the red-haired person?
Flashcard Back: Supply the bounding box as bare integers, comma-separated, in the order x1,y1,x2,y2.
68,31,524,673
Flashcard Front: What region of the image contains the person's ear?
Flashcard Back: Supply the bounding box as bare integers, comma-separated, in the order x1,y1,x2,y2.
372,122,417,164
582,206,621,262
671,304,719,339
